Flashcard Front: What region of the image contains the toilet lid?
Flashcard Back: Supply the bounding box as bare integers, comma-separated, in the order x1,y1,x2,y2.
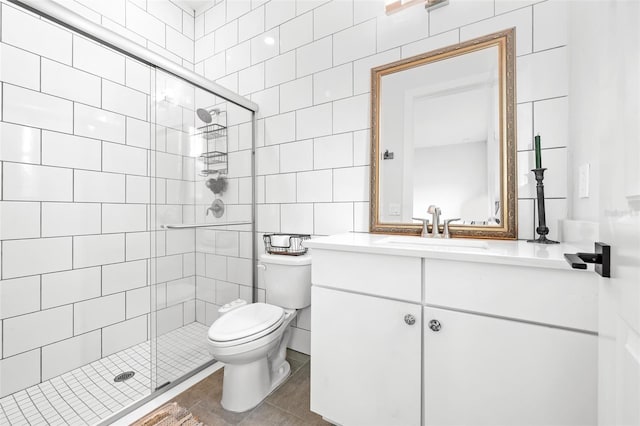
208,303,285,342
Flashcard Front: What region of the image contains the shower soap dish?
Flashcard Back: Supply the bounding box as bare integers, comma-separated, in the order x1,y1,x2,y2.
263,233,311,256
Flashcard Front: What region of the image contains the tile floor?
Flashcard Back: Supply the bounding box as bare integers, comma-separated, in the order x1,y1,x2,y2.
160,350,330,426
0,322,212,426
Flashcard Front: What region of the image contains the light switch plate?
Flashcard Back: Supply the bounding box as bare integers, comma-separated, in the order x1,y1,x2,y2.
579,163,590,198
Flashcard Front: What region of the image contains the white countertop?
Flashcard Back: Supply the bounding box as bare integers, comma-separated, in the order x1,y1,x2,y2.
304,233,591,271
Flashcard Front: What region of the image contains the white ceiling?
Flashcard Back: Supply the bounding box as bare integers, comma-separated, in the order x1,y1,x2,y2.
173,0,213,12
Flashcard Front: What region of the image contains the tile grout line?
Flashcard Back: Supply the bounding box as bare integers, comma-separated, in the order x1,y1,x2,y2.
25,385,55,424
64,369,104,420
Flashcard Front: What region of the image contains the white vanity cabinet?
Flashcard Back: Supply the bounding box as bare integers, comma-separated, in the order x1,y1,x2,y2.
307,234,598,426
310,250,423,426
424,306,597,426
312,286,422,426
422,259,597,426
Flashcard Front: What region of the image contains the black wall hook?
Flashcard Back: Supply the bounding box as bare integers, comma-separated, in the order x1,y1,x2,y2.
564,242,610,278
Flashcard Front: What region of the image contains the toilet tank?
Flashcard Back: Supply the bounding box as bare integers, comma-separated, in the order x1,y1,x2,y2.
260,253,311,309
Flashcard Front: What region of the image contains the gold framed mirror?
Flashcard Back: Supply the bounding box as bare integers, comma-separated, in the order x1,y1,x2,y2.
370,28,517,239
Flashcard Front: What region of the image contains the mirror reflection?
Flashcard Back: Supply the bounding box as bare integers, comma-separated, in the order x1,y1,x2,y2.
370,29,517,239
379,46,501,225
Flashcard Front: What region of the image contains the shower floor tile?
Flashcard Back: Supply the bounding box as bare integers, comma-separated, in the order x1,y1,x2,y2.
0,322,212,426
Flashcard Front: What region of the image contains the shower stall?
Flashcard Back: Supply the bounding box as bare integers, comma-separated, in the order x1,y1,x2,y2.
0,1,257,424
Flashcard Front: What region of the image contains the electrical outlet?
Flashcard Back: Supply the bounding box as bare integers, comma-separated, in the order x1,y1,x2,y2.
388,203,401,216
579,163,590,198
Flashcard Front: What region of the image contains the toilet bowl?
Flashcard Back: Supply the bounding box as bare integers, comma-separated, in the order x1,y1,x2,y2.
207,253,311,412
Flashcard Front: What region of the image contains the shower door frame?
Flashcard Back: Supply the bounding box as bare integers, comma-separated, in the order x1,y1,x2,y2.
5,0,259,423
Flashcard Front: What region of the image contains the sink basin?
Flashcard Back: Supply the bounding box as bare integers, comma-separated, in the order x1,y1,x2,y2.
378,236,489,249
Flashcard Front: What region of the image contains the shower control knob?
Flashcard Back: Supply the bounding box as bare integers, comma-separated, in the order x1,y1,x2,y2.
429,319,442,332
404,314,416,325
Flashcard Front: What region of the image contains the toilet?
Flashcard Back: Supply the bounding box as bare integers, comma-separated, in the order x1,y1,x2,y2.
207,253,312,412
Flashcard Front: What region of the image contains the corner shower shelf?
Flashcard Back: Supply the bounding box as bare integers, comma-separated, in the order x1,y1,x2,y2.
197,122,227,140
199,150,227,175
196,111,228,176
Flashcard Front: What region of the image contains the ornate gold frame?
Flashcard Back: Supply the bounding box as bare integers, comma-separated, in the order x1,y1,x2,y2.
369,28,517,239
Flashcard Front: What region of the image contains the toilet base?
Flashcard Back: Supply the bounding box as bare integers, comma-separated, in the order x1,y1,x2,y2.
270,359,291,394
213,310,298,413
220,359,291,413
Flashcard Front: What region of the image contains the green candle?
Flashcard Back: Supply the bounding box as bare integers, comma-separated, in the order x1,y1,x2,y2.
534,134,542,168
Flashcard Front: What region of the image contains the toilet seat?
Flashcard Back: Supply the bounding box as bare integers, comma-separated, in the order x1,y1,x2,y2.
208,303,285,348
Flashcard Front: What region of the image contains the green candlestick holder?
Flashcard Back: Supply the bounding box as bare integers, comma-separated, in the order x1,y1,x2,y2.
527,168,559,244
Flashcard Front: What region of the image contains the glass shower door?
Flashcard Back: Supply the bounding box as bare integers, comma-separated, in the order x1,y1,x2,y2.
150,69,255,389
0,3,157,423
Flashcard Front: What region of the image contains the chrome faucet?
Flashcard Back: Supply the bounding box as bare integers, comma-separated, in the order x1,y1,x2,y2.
412,217,430,237
443,218,461,238
427,205,442,238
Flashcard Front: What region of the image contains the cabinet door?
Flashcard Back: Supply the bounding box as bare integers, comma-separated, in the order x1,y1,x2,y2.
311,286,422,426
424,307,597,426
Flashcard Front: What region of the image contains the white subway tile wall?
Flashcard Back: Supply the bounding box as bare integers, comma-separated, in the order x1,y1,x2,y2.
192,0,569,351
1,4,73,64
0,0,234,405
0,122,41,164
1,0,571,402
0,43,39,91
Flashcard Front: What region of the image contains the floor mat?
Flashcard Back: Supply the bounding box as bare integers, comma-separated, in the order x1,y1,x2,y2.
132,401,206,426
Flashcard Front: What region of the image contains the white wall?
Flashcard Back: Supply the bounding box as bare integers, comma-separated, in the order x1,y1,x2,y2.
192,0,572,240
0,0,595,369
191,0,573,352
0,0,260,400
567,2,600,222
413,141,489,222
50,0,196,70
0,0,204,397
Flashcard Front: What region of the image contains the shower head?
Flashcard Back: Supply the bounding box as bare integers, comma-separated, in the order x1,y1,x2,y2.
197,108,212,123
197,108,220,124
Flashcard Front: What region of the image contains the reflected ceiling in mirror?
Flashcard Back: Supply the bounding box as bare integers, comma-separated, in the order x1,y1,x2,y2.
370,29,517,239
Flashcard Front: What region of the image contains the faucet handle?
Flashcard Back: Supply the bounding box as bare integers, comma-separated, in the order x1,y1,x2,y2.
443,218,461,238
412,217,430,237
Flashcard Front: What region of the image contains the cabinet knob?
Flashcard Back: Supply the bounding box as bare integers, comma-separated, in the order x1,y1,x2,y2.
404,314,416,325
429,319,442,332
